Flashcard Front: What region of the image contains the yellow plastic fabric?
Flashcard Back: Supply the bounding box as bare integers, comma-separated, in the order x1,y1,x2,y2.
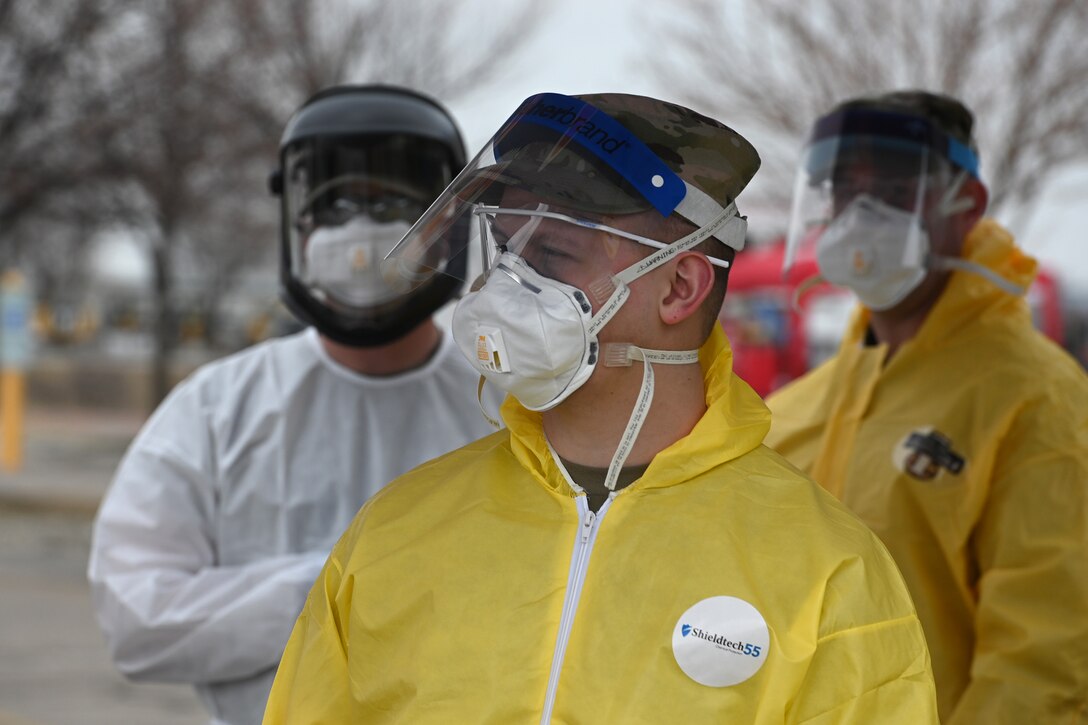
265,326,938,724
767,220,1088,724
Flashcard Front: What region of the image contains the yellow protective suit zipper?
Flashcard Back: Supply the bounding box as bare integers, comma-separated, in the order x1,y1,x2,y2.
540,495,611,723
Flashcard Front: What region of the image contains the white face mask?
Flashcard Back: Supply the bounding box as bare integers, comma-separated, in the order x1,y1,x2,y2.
815,189,1026,310
304,216,413,307
452,252,598,412
815,194,930,311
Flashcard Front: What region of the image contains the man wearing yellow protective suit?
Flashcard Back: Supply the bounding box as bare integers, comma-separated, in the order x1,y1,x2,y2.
767,90,1088,724
263,92,939,723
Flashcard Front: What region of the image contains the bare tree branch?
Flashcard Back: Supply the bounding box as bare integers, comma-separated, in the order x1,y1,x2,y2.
650,0,1088,236
0,0,132,247
2,0,550,405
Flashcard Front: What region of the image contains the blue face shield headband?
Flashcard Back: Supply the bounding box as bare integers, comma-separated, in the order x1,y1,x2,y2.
492,93,688,216
488,93,743,247
805,107,980,181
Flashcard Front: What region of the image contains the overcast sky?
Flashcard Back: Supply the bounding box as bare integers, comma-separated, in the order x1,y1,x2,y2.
444,0,1088,293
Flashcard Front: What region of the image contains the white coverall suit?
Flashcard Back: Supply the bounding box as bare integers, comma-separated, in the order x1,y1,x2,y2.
88,327,498,725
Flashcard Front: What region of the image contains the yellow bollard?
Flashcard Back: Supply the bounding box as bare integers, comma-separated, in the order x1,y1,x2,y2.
0,269,32,473
0,368,24,472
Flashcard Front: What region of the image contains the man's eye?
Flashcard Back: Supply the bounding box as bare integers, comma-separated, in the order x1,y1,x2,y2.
542,246,570,261
525,246,573,275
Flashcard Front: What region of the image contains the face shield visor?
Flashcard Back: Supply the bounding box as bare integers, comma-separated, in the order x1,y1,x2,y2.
281,133,456,325
383,92,747,296
783,108,980,309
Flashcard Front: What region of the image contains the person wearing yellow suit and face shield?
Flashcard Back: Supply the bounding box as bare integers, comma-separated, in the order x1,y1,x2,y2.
263,92,939,724
767,89,1088,724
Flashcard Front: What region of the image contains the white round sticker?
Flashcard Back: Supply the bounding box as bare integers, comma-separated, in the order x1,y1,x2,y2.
672,596,770,687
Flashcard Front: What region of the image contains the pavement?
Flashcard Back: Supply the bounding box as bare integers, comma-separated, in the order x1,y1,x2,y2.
0,405,207,725
0,405,145,517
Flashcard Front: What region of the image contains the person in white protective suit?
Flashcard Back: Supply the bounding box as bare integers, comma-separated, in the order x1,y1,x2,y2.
86,84,500,725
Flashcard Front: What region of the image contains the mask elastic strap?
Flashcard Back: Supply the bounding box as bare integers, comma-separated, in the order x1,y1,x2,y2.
586,203,746,335
600,343,700,491
928,255,1028,297
613,201,743,290
475,375,503,430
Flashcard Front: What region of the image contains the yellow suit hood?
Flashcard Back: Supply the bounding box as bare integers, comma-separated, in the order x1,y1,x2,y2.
500,324,772,495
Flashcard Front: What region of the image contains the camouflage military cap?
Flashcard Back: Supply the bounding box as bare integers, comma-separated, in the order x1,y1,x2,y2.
577,93,760,211
483,93,760,220
831,89,977,151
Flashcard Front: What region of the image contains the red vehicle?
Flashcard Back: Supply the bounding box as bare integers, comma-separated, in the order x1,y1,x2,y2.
719,242,1066,397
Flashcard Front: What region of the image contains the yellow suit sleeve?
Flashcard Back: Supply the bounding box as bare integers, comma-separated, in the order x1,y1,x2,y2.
788,548,940,724
791,616,939,724
263,548,361,724
950,397,1088,724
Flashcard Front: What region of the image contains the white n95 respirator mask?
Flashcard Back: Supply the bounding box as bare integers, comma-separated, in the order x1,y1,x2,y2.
815,194,930,311
451,240,707,494
451,252,598,412
304,216,413,307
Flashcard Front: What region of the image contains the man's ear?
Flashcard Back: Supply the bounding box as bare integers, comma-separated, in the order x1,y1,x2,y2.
964,177,988,226
660,252,715,326
948,177,988,243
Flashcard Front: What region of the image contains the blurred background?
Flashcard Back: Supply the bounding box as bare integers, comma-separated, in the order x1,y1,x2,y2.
1,0,1086,722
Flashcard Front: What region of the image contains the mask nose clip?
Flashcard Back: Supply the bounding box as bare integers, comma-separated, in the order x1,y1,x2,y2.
494,260,542,294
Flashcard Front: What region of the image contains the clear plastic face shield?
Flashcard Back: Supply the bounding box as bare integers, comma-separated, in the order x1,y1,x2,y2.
282,134,454,319
471,198,734,305
783,108,982,310
384,92,745,297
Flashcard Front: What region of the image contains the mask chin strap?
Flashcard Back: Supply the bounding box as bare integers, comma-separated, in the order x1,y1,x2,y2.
578,203,746,493
793,259,1026,307
599,344,700,492
475,375,503,430
928,255,1028,296
790,273,826,313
